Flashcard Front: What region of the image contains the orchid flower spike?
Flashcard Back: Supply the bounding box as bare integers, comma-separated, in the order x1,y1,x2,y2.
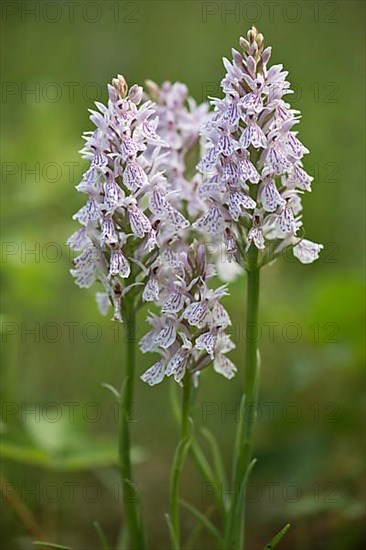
195,26,323,266
68,75,188,321
139,84,236,386
140,241,236,386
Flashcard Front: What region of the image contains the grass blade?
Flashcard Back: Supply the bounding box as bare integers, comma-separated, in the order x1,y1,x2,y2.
93,521,110,550
263,523,291,549
165,513,179,550
33,543,72,550
180,499,223,545
201,426,227,486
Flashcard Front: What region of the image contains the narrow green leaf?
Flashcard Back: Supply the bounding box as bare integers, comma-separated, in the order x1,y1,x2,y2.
229,458,257,550
170,436,191,498
0,441,119,471
180,499,223,544
263,523,291,549
190,439,215,488
93,521,110,550
184,504,217,550
188,418,227,515
201,426,227,486
165,513,179,550
239,458,257,498
33,542,72,550
101,383,120,399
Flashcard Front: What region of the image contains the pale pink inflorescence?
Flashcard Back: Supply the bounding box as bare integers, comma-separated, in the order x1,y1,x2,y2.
68,74,236,383
69,27,322,387
145,80,209,217
140,241,236,386
194,27,323,264
68,75,188,322
139,83,236,386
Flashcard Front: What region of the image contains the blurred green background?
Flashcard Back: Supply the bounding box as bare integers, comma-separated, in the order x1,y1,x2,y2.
1,1,365,549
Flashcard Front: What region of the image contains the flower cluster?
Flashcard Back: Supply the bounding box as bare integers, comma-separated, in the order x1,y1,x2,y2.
145,80,209,217
68,75,188,321
195,27,323,264
138,83,236,385
140,241,236,385
69,26,322,387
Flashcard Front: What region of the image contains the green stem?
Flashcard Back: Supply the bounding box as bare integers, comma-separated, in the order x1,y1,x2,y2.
170,374,192,549
224,245,260,550
170,379,227,517
119,296,145,550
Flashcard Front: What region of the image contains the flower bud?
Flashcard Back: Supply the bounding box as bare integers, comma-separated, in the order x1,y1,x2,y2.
248,29,256,43
239,36,250,53
145,79,160,102
112,74,128,98
128,84,143,104
256,33,264,49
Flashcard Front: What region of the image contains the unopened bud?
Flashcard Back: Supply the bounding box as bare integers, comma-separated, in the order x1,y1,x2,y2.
145,79,160,102
248,29,255,43
256,33,264,49
128,84,143,104
112,74,128,98
239,37,250,52
249,41,258,58
248,26,259,43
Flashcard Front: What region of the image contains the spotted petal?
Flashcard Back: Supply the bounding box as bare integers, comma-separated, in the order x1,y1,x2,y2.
213,354,237,379
155,323,177,349
141,361,165,386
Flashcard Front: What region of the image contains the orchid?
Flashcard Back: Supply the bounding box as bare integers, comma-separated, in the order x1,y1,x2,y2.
67,27,322,550
145,79,209,216
139,82,234,388
67,74,194,549
195,28,323,268
140,241,236,386
68,74,188,323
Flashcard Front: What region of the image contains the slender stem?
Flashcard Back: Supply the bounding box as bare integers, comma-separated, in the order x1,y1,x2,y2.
170,374,192,549
170,377,227,517
224,246,260,550
119,296,145,550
